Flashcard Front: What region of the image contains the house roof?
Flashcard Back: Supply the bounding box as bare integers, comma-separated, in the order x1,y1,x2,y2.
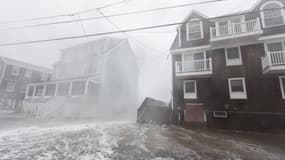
0,56,52,73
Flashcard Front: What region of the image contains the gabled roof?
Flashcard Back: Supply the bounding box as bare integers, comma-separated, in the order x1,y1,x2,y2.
0,56,52,73
178,9,209,28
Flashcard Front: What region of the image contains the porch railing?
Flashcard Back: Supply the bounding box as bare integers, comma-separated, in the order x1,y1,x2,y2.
261,51,285,69
210,18,261,39
176,58,212,73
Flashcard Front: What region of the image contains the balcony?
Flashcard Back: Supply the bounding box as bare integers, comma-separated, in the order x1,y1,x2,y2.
210,18,263,41
175,58,213,77
261,51,285,74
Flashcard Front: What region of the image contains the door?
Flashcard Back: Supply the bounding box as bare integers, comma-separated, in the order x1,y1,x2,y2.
231,18,242,34
217,21,229,36
184,104,206,123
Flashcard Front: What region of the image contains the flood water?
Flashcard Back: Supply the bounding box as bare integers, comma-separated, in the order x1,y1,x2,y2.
0,117,284,160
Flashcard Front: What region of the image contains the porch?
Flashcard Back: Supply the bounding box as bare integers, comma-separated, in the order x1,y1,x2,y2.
261,51,285,74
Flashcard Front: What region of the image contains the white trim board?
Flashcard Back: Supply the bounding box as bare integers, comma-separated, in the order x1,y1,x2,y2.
183,80,197,99
228,77,248,100
259,33,285,41
170,45,211,54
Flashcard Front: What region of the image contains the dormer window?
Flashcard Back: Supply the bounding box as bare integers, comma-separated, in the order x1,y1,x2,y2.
261,1,285,28
186,19,203,40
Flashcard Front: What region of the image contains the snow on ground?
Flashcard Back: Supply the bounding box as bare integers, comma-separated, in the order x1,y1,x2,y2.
0,119,284,160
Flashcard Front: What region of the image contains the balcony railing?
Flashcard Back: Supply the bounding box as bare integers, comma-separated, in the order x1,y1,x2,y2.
176,58,212,74
210,18,262,40
261,51,285,70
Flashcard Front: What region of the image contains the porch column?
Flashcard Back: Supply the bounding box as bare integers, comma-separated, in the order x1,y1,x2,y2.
55,83,59,96
32,85,36,97
42,84,46,97
84,80,89,95
25,85,30,98
68,81,73,96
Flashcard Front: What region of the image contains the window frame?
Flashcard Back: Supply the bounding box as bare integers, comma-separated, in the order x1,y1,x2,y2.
225,46,243,66
260,1,285,28
6,82,16,92
265,41,285,52
186,19,204,41
228,77,247,99
183,80,197,99
279,76,285,99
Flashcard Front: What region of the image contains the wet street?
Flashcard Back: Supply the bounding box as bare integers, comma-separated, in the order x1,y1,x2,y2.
0,118,285,160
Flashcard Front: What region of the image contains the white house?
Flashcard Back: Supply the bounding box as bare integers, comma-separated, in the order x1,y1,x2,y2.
23,37,138,118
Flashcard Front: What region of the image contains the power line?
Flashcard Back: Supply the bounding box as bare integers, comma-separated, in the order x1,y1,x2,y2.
0,2,283,32
0,22,182,46
0,0,129,25
0,2,283,46
96,6,169,57
0,0,229,31
0,4,285,47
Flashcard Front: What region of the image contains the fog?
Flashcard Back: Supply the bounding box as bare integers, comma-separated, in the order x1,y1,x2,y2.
0,0,253,103
1,0,285,159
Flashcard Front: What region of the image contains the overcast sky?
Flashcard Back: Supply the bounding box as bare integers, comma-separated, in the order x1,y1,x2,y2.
0,0,258,102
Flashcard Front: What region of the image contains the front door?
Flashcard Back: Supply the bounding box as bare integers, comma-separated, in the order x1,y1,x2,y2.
184,104,206,124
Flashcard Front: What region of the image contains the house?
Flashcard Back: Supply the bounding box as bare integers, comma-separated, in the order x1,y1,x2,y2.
137,97,170,125
23,37,138,118
170,0,285,131
0,57,52,110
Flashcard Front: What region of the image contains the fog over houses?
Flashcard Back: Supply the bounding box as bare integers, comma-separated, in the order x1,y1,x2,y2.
0,0,285,159
23,37,138,118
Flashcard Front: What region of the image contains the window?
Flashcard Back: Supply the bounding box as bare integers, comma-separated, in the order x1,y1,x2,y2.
183,52,209,71
87,81,100,96
71,81,86,96
41,73,49,81
45,84,56,97
187,20,203,40
27,85,35,97
11,66,20,76
35,85,44,97
267,42,284,52
57,82,71,96
279,76,285,99
225,47,242,66
25,69,33,78
6,82,16,92
261,1,285,27
213,111,228,118
228,78,247,99
183,80,197,99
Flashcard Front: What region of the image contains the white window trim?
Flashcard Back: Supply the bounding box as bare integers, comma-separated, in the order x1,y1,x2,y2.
228,77,247,100
260,1,285,28
279,76,285,99
213,111,228,118
6,82,16,92
11,66,20,76
186,19,204,41
225,46,243,66
44,84,57,98
264,41,285,53
183,80,197,99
